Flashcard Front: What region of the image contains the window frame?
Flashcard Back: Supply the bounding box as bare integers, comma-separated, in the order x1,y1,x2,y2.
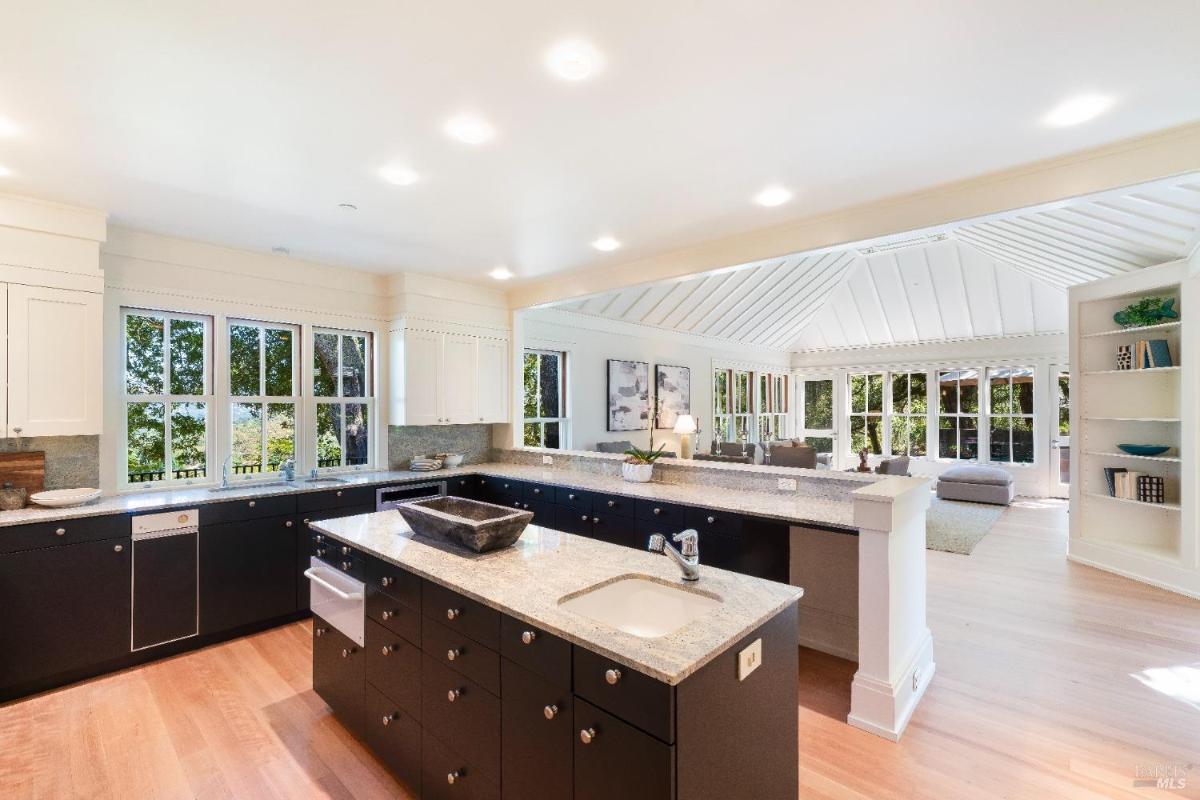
986,366,1036,465
937,368,982,462
228,318,301,477
121,307,214,490
847,372,885,456
522,348,568,449
889,371,928,458
312,327,375,473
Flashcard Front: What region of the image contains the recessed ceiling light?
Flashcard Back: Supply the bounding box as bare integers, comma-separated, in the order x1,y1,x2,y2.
338,202,358,211
444,114,496,145
1043,93,1115,127
0,117,20,137
0,164,11,178
545,39,603,81
592,236,620,252
754,186,793,207
379,164,420,186
489,266,513,280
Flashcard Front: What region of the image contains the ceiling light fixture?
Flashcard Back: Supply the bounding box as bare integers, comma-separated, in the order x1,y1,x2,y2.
379,164,420,186
545,39,603,81
592,236,620,252
754,186,793,207
444,114,496,145
489,266,513,280
1042,93,1115,127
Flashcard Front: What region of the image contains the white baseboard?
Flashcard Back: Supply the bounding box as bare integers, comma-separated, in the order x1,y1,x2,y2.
847,628,935,741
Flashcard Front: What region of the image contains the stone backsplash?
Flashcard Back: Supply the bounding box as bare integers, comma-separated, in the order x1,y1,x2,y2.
388,424,494,470
0,435,101,490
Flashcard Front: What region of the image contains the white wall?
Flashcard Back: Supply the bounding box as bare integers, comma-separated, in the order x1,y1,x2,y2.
793,332,1069,497
520,308,791,455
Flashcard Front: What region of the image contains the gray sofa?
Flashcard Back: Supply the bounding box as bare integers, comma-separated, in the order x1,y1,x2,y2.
936,465,1015,505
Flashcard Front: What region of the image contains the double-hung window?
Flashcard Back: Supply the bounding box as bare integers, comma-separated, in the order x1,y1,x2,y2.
848,373,884,455
987,367,1035,464
123,309,211,487
890,371,928,457
712,368,732,442
229,320,298,475
937,369,979,460
314,329,373,469
756,373,790,441
732,370,753,441
523,349,567,448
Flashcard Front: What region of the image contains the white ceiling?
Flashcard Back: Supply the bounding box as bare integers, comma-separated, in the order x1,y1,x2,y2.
550,174,1200,352
1,2,1198,279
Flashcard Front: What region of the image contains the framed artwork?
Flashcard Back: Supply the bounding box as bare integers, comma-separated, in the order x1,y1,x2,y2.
607,359,650,431
655,364,691,429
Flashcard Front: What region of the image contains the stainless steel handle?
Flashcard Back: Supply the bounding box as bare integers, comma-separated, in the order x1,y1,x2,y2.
285,520,293,527
381,644,394,655
447,648,461,661
381,610,395,620
55,527,66,536
580,727,596,744
113,544,124,552
605,668,622,685
382,713,395,726
447,771,462,785
248,500,256,508
543,704,558,720
521,630,537,645
446,607,461,620
303,567,364,600
447,688,462,702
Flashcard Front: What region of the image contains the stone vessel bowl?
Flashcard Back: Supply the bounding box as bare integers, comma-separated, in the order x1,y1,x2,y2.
398,496,534,553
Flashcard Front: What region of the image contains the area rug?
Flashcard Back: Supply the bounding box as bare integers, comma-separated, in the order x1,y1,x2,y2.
926,497,1006,555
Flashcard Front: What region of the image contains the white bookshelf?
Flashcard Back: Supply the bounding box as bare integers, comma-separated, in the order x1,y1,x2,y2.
1068,259,1198,599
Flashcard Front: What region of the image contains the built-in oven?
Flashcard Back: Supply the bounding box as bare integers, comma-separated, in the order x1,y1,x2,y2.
304,557,365,645
376,480,446,511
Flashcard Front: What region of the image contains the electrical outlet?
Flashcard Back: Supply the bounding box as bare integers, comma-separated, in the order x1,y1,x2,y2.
777,477,797,491
737,638,762,681
542,455,553,465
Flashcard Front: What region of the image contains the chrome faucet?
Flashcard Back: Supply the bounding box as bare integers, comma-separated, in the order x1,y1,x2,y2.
647,529,700,581
220,455,232,489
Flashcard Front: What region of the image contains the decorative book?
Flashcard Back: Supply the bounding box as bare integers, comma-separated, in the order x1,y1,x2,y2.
1146,339,1173,368
1116,344,1133,370
1136,475,1165,504
1103,466,1126,497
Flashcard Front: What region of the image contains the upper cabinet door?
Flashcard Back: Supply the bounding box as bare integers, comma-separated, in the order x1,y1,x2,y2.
7,285,102,437
441,334,478,424
476,338,508,424
401,330,442,426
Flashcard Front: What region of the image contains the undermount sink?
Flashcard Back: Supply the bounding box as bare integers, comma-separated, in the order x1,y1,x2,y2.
558,576,721,638
303,477,349,485
208,480,292,493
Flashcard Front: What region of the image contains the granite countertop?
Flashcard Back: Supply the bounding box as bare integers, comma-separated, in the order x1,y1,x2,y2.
311,511,803,685
0,461,859,530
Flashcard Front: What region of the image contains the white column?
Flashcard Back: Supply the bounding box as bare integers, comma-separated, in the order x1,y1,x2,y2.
848,476,936,741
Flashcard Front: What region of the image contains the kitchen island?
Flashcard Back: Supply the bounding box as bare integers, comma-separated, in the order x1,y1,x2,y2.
309,510,802,800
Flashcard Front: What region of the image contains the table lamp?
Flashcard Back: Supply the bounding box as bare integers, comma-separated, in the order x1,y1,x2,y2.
673,415,697,460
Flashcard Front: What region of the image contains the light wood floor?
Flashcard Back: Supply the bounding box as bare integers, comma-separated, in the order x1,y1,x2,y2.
2,499,1198,799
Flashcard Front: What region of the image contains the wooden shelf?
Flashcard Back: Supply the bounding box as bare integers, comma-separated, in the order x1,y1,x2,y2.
1083,450,1180,463
1081,321,1181,339
1083,416,1180,423
1084,492,1180,512
1083,366,1179,376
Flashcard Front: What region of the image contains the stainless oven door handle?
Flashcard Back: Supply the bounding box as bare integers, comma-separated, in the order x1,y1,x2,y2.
303,567,364,601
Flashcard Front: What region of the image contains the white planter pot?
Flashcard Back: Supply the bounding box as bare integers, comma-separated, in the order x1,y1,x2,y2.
621,462,654,483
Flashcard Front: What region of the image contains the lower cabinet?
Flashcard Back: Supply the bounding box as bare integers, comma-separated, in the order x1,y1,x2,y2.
0,535,131,693
364,683,422,792
200,515,296,634
423,728,500,800
313,615,365,735
573,697,676,800
297,504,377,611
500,658,572,800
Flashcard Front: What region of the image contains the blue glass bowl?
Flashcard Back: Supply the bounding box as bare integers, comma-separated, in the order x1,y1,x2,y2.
1117,444,1171,456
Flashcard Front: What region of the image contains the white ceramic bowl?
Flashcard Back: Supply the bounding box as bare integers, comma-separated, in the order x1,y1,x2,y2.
441,453,464,468
29,488,103,508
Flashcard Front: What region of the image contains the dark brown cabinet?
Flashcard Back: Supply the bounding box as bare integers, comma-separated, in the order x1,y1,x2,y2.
573,697,675,800
421,654,502,783
364,683,422,792
200,514,296,634
313,615,364,735
501,658,572,800
422,728,500,800
366,619,421,720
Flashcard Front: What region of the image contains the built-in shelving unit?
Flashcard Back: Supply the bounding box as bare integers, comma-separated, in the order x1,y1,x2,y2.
1068,259,1198,599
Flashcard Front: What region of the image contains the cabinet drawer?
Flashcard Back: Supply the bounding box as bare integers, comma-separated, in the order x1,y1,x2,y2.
421,654,501,783
553,486,593,512
0,513,130,554
364,684,421,794
573,648,675,743
521,482,552,502
201,494,297,525
297,485,376,513
366,619,421,720
573,697,675,800
553,506,592,536
501,658,572,800
448,475,479,499
422,582,500,651
635,499,687,530
367,557,421,609
300,503,377,528
367,591,421,646
685,506,744,537
313,616,364,735
593,493,634,516
588,511,639,549
422,729,500,800
423,616,500,695
500,614,571,689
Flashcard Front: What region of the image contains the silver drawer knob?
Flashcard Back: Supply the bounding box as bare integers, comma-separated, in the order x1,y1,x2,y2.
592,517,600,524
315,627,327,637
248,500,256,508
113,544,124,553
285,520,293,527
521,630,537,645
341,546,351,555
707,516,715,524
336,490,343,497
543,704,558,720
381,610,395,620
447,648,461,661
55,527,66,536
381,576,393,587
381,644,394,655
446,607,461,620
607,500,615,507
580,727,597,744
580,514,588,521
447,688,462,702
568,493,576,500
381,712,395,726
341,648,354,658
314,534,323,543
605,668,622,685
653,508,661,515
447,771,462,785
533,488,541,494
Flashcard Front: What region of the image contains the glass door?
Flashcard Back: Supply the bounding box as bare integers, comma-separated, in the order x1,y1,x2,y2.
798,376,837,469
1050,366,1070,498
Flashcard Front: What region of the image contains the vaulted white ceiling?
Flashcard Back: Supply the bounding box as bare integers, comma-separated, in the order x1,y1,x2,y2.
548,174,1200,353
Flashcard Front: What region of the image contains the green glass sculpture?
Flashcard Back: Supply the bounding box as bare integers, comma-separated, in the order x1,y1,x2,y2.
1113,296,1179,328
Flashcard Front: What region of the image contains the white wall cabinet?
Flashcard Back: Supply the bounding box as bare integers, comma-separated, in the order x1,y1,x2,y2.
391,326,508,426
6,284,103,437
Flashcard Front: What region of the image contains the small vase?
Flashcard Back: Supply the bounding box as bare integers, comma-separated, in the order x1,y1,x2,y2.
621,462,654,483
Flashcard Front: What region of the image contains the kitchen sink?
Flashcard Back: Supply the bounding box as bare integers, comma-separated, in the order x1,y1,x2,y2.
303,477,349,485
557,576,721,638
208,480,292,492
